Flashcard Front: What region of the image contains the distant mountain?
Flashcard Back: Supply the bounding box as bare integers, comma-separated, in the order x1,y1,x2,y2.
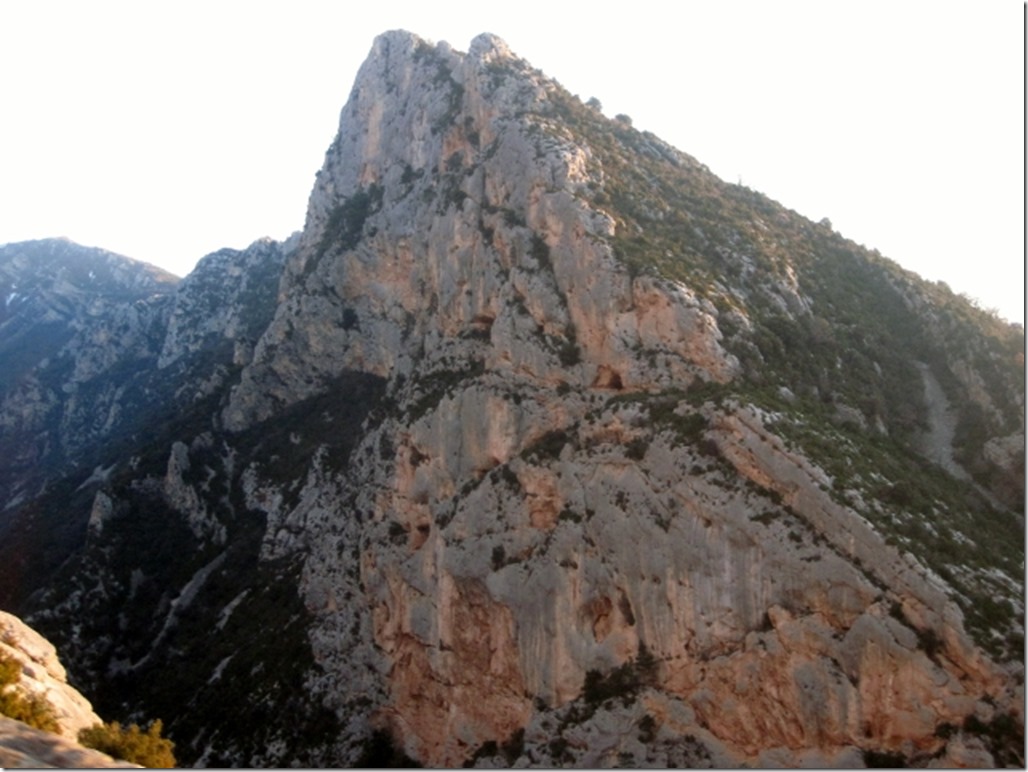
0,31,1022,768
0,238,177,392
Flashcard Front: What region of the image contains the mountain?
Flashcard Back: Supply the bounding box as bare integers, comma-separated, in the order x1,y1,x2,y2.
0,30,1023,768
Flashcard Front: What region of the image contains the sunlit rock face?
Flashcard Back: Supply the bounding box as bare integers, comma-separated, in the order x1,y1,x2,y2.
219,30,1022,767
0,612,138,768
0,610,103,741
223,31,736,432
0,30,1022,769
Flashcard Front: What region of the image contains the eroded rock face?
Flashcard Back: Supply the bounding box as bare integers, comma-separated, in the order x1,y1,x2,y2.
217,31,1020,767
223,31,736,432
158,236,294,374
0,30,1022,769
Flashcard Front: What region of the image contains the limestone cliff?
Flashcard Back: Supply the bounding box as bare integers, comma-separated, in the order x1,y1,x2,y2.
230,31,1021,766
0,31,1022,768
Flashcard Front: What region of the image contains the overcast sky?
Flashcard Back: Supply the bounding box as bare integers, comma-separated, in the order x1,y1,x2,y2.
1,1,1023,322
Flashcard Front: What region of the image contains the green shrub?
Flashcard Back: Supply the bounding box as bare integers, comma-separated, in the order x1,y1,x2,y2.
491,545,507,570
317,184,383,257
625,437,649,460
0,651,59,733
558,509,582,524
354,728,421,768
78,719,176,768
638,713,657,743
862,749,907,768
580,644,660,712
529,233,552,271
525,429,571,462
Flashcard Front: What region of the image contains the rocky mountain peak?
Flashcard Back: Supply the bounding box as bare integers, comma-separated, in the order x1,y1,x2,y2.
0,32,1022,769
468,31,514,59
226,30,735,431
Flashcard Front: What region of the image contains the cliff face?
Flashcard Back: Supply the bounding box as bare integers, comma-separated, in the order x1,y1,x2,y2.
0,31,1022,768
223,32,734,432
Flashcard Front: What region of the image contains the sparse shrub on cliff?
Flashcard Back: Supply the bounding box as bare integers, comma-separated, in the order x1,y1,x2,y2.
317,184,384,258
354,728,421,768
558,508,582,524
464,731,524,768
500,728,525,764
78,719,176,768
0,650,59,733
524,428,572,462
962,711,1025,767
625,437,649,460
638,712,658,743
861,748,908,767
583,644,659,707
635,642,659,686
491,544,507,570
557,336,582,367
528,233,552,272
547,736,572,763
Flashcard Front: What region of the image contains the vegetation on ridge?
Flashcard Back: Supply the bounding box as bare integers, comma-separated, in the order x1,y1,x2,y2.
0,649,59,734
79,719,176,768
524,82,1025,659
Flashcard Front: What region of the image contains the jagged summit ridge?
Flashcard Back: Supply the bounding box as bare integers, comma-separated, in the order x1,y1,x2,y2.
467,31,515,61
224,29,735,430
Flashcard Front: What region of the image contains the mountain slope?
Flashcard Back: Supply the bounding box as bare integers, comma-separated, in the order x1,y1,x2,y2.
0,237,290,609
0,31,1022,768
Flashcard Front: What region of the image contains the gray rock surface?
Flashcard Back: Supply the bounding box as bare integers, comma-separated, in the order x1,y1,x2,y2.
0,716,138,768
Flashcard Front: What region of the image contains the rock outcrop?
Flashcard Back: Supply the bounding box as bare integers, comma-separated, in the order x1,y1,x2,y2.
0,31,1022,768
0,611,137,767
0,610,102,741
0,717,139,768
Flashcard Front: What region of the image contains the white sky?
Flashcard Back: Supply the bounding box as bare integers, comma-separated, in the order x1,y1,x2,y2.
1,1,1023,322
